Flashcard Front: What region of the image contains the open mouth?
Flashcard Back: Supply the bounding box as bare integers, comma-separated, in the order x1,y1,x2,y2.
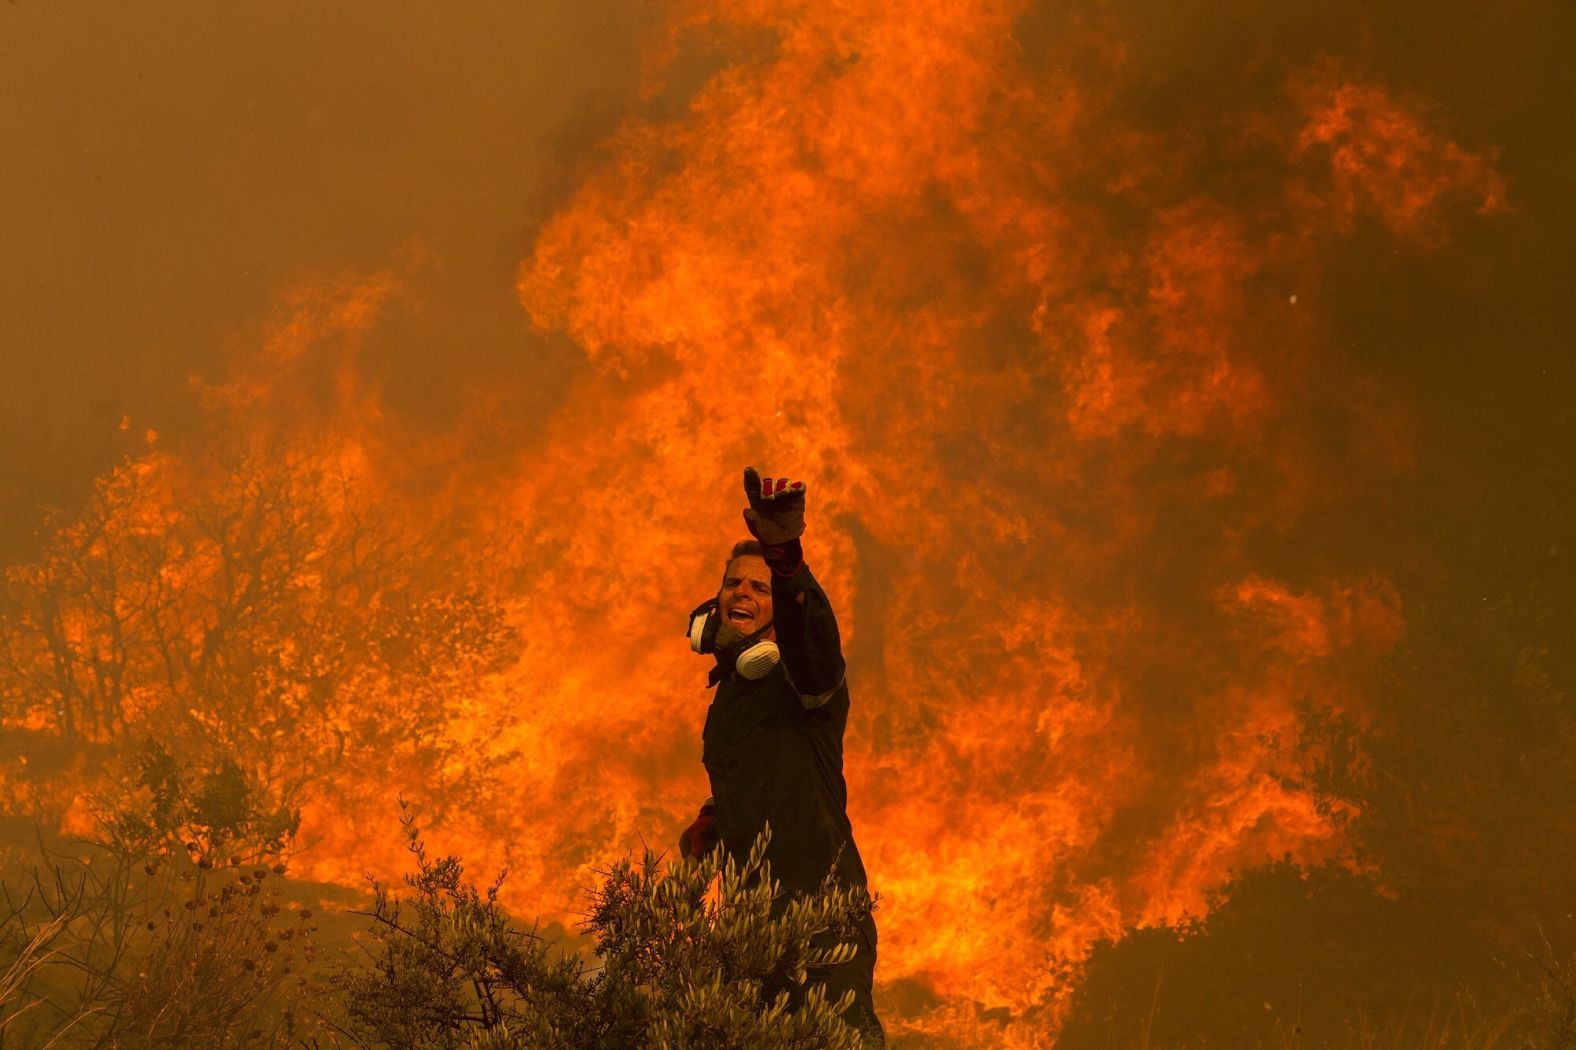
727,607,754,624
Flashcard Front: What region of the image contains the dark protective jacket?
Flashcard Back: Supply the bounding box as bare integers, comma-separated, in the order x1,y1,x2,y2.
701,561,868,896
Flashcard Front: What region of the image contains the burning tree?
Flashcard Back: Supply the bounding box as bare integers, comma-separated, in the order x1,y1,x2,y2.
0,438,519,828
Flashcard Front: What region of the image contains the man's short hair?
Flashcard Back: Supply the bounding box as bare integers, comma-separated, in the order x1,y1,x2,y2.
724,539,765,578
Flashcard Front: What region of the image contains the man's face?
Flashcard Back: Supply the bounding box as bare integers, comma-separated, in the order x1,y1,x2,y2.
717,555,774,645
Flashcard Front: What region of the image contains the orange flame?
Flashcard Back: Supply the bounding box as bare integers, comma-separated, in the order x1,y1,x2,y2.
1,3,1503,1045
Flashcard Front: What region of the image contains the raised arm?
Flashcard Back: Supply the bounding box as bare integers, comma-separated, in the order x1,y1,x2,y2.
743,468,846,708
771,561,846,707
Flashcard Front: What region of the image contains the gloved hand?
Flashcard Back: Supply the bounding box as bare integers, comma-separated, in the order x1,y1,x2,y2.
743,467,806,575
678,798,718,860
743,467,805,544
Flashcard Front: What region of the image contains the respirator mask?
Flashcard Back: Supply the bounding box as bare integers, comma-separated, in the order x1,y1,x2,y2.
687,597,780,680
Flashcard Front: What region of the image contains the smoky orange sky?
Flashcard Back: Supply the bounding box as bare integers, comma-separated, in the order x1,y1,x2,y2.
3,2,1572,1046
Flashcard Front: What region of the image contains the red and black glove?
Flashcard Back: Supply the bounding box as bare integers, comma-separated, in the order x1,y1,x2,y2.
678,798,719,860
743,467,806,576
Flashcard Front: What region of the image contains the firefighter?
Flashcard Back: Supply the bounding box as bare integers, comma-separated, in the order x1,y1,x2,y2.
679,467,883,1044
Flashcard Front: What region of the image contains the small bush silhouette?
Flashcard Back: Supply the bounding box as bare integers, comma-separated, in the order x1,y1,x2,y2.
336,799,876,1049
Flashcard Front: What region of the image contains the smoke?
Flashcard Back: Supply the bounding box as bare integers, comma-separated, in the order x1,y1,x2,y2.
4,1,1570,1045
0,0,649,554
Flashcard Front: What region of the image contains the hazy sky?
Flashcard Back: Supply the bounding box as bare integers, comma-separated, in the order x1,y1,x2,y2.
1,1,653,553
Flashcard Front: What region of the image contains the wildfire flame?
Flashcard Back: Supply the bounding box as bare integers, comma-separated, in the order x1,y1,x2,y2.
1,2,1502,1045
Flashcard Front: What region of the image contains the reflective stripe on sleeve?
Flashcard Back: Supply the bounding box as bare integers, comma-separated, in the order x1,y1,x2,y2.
799,677,846,710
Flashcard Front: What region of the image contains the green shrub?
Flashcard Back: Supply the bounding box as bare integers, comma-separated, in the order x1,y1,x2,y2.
335,800,876,1049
